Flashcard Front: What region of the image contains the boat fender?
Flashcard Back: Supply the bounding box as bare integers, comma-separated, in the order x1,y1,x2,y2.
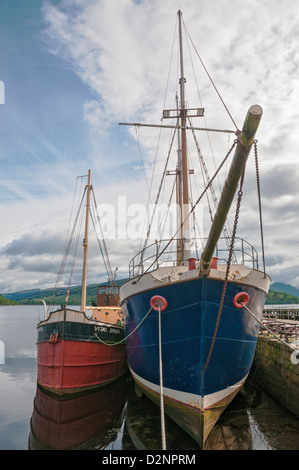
233,292,249,309
150,295,168,312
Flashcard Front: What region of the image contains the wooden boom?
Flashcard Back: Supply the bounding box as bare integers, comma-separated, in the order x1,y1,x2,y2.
200,104,263,271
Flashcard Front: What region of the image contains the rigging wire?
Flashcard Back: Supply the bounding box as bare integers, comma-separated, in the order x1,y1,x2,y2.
183,23,236,259
135,126,151,199
46,173,121,311
90,186,113,280
183,20,221,182
89,209,110,282
48,186,87,312
140,126,178,259
137,16,179,252
133,139,237,283
188,118,237,263
254,140,266,277
65,200,85,293
63,176,81,254
188,171,202,257
157,176,177,248
90,191,118,286
182,16,239,131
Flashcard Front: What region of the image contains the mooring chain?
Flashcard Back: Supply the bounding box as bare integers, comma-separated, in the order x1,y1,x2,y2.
201,165,245,376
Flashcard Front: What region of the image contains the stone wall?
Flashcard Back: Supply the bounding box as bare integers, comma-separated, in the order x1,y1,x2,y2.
252,335,299,417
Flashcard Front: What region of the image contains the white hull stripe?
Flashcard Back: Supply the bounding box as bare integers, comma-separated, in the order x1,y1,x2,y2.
130,367,248,411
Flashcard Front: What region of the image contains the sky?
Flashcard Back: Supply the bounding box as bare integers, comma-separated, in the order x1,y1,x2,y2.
0,0,299,294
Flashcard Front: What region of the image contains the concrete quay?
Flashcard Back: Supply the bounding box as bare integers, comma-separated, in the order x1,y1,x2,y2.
252,330,299,418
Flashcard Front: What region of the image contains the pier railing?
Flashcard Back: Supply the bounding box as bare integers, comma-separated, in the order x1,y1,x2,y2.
263,305,299,321
260,317,299,343
129,236,258,278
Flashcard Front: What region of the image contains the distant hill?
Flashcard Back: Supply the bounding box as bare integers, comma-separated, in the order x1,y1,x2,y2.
5,285,98,306
270,282,299,299
5,279,127,306
266,290,299,304
265,282,299,304
0,294,17,305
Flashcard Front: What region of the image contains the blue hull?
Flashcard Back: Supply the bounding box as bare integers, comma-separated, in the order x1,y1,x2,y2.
121,275,267,446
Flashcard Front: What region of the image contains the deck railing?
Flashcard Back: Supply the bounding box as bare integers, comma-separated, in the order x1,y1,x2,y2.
129,236,259,278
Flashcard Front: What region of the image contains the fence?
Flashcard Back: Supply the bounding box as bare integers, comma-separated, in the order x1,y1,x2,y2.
260,317,299,343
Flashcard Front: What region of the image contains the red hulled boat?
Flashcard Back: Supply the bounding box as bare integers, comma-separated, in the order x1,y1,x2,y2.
36,170,127,395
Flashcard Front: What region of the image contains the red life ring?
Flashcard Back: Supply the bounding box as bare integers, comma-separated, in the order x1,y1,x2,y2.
233,292,249,309
150,295,168,312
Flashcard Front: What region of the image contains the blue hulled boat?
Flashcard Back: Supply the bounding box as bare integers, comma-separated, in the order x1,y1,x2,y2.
119,10,270,447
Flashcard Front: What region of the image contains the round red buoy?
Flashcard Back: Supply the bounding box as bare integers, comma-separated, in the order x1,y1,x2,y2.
150,295,168,312
233,291,249,309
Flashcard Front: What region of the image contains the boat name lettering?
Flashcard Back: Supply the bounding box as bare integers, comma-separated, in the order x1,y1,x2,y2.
94,326,108,333
109,328,121,334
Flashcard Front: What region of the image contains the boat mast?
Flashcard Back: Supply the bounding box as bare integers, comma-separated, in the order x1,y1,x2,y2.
81,169,92,312
175,93,184,262
178,9,191,264
119,10,205,266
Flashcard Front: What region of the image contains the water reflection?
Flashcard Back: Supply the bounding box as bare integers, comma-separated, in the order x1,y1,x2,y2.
123,384,252,450
29,375,129,450
245,383,299,451
28,374,299,450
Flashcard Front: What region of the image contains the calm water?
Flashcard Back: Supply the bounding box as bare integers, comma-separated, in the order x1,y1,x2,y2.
0,305,298,451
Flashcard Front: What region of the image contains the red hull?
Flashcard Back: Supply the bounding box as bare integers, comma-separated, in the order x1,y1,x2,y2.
37,339,127,395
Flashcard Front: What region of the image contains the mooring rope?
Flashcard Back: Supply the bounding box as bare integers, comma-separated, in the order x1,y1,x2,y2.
94,305,154,346
158,304,167,450
95,298,167,449
241,302,296,350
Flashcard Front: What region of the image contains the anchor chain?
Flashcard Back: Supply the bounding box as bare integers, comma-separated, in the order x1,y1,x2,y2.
202,165,245,375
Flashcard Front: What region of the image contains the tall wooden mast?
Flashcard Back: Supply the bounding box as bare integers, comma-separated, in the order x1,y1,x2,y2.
81,169,92,312
119,10,205,265
178,9,191,263
175,93,183,262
